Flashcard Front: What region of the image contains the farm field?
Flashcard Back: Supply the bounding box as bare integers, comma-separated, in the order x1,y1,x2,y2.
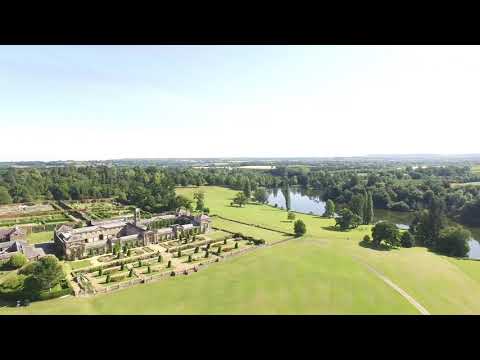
472,165,480,174
4,186,480,314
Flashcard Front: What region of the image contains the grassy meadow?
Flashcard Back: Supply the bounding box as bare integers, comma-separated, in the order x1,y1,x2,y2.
4,186,480,314
26,231,54,245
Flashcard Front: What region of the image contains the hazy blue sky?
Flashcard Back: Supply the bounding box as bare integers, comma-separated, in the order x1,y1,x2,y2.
1,45,479,161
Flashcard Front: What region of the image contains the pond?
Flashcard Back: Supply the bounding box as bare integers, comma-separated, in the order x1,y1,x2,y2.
266,187,480,259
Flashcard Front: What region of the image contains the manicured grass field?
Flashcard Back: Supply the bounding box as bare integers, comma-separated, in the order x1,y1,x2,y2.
212,217,290,244
4,186,480,314
472,165,480,174
69,259,93,271
26,231,53,244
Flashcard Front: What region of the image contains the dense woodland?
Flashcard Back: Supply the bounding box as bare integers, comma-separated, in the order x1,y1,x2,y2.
0,164,480,227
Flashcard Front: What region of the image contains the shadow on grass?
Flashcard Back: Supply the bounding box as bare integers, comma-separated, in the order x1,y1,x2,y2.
281,220,293,223
358,239,398,252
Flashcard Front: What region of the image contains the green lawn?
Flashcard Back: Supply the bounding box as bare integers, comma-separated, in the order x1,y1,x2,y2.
69,259,93,271
26,231,53,244
5,185,480,314
212,217,291,244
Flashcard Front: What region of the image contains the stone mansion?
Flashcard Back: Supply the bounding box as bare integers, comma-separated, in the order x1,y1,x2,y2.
54,209,212,260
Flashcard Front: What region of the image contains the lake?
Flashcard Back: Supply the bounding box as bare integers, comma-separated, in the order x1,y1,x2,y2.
266,187,480,259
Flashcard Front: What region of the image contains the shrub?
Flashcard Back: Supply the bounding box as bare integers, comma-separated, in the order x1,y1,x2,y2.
363,235,371,242
235,242,239,249
288,212,296,221
436,226,471,257
188,255,192,263
217,246,222,255
194,247,199,254
147,266,151,274
224,238,227,245
177,250,182,258
205,250,209,258
294,220,307,237
105,274,111,283
127,249,131,257
18,261,37,275
120,263,124,271
158,255,162,263
400,232,415,248
128,268,133,277
7,253,28,269
167,260,172,268
98,268,103,276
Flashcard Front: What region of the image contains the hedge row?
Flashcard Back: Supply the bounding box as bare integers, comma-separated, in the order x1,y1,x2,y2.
72,251,161,276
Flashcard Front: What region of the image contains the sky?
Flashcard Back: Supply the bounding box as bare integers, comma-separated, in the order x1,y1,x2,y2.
1,45,480,161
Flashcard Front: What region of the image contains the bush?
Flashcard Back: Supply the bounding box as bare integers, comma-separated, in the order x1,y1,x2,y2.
167,260,172,268
390,201,410,212
128,268,133,277
205,250,209,258
235,242,239,249
7,253,28,269
194,247,199,254
18,261,37,275
363,234,371,242
288,212,296,221
158,255,162,263
224,238,227,245
188,255,192,263
436,226,471,257
147,266,151,274
400,232,415,248
105,274,111,283
217,246,222,255
294,220,307,237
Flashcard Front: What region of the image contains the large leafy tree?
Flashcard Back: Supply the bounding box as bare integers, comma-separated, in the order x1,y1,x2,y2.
0,186,12,204
254,188,268,204
29,255,65,291
372,222,400,248
436,226,471,257
335,208,361,230
350,194,365,220
323,199,335,218
233,192,248,207
193,191,205,211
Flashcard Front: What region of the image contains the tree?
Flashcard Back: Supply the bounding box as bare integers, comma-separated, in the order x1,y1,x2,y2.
412,197,447,248
194,191,205,211
287,212,296,221
351,194,365,220
362,191,374,224
30,255,65,290
294,220,306,237
158,255,162,262
175,195,193,212
235,242,239,249
7,253,27,269
167,260,172,268
254,188,268,204
400,231,414,248
436,226,471,257
0,186,12,204
233,192,248,207
335,208,362,230
129,268,133,277
243,179,252,199
188,255,192,263
323,199,335,218
372,222,400,248
106,274,111,283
